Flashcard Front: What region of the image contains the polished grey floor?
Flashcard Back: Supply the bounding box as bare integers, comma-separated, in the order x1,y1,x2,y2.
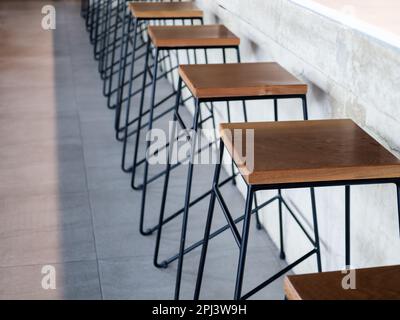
0,0,286,299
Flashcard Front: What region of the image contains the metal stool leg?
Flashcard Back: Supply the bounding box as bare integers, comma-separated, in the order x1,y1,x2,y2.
396,184,400,236
104,0,122,106
121,18,141,172
129,39,152,189
93,0,103,58
194,139,224,300
222,48,236,185
175,99,202,300
236,47,262,231
310,187,322,272
154,78,183,268
345,185,351,268
273,98,286,259
139,48,160,236
98,0,111,77
301,95,322,270
234,186,254,300
115,12,132,135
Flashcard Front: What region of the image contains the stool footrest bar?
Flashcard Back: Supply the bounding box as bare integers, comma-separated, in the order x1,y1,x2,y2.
214,186,242,248
162,195,281,267
280,197,316,246
241,248,317,300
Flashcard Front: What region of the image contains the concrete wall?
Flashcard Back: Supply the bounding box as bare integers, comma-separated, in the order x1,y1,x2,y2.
168,0,400,273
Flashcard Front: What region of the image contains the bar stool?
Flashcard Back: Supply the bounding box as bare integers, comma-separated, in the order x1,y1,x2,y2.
134,25,245,238
115,2,203,149
195,119,400,300
284,265,400,300
156,62,315,300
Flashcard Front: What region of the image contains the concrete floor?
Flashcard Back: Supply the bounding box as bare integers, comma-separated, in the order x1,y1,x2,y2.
0,0,286,299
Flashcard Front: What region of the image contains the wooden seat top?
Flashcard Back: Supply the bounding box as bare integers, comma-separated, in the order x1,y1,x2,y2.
284,265,400,300
128,2,203,19
219,119,400,185
178,62,307,99
147,25,240,48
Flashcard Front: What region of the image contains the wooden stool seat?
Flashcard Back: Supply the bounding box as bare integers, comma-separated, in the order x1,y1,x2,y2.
148,25,240,48
284,265,400,300
220,119,400,185
178,62,307,99
128,2,203,19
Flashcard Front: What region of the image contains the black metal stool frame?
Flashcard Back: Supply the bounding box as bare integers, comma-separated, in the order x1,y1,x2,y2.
195,142,400,300
116,20,184,145
193,113,400,300
101,1,169,110
135,43,248,241
113,1,195,139
153,108,287,271
153,69,271,271
194,137,319,301
115,16,203,150
118,17,206,173
160,78,318,299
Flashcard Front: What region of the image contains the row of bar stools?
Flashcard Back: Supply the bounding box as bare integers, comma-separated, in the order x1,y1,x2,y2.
119,4,263,244
82,1,400,301
86,1,199,126
284,265,400,300
162,62,320,299
195,119,400,300
83,0,206,174
117,2,204,173
135,25,276,272
89,2,263,252
134,24,247,238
